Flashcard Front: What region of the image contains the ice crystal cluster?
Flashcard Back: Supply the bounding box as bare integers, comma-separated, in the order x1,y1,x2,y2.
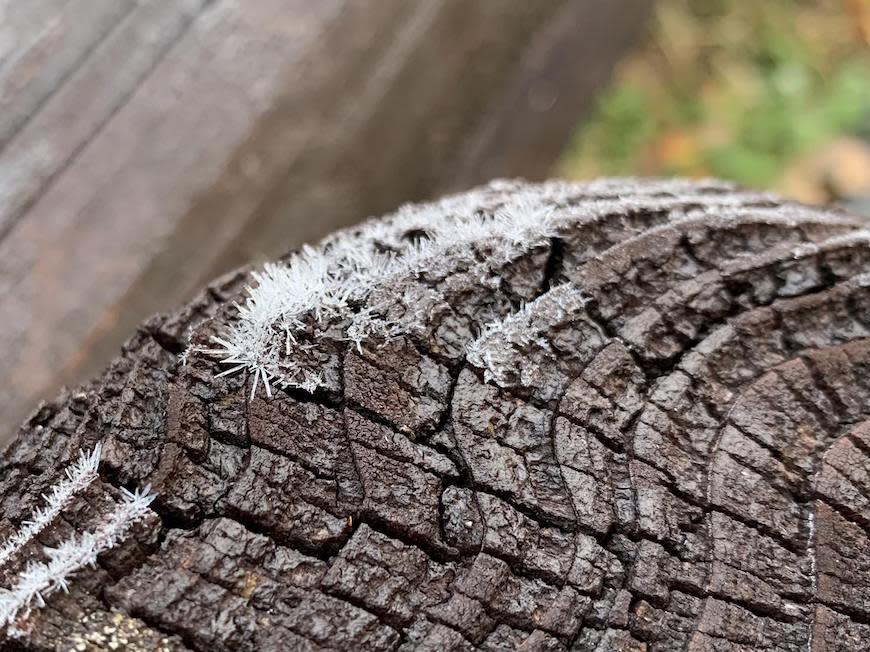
466,282,590,388
0,446,101,570
199,178,776,397
0,446,154,632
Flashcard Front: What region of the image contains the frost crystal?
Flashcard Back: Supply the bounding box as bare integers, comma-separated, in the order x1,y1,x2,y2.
197,178,785,397
467,283,590,387
0,445,101,570
0,451,155,632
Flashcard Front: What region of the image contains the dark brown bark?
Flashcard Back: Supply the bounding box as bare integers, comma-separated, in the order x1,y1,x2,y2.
2,179,870,650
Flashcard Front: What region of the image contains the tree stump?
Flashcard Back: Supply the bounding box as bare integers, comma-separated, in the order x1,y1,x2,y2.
2,178,870,650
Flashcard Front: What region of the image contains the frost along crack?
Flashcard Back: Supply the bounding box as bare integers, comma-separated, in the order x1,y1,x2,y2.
196,178,789,398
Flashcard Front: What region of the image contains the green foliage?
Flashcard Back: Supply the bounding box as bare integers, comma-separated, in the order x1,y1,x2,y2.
579,85,655,174
558,0,870,197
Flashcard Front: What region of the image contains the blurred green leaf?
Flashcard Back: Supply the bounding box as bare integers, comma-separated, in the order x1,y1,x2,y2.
557,0,870,202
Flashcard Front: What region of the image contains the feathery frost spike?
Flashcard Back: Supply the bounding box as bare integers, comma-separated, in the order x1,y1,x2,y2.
0,445,102,570
466,283,590,388
0,485,154,630
195,178,822,397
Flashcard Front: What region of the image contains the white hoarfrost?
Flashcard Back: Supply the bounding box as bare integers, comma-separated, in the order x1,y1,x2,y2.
202,186,563,397
0,445,101,570
0,449,155,632
466,283,590,388
196,178,789,397
467,203,862,391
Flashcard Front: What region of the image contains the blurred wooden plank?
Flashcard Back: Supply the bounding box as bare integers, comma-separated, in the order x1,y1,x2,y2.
0,0,346,424
0,0,135,149
0,0,652,440
0,0,207,236
452,0,655,185
0,0,59,69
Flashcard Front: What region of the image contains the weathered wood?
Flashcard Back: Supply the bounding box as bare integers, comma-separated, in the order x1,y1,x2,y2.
2,179,870,650
0,0,651,441
0,0,136,150
0,0,207,235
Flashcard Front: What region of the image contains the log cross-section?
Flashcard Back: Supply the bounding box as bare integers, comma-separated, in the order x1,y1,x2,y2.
0,0,651,440
2,179,870,650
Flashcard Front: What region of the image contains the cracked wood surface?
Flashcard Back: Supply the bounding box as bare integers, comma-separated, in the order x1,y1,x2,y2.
2,179,870,650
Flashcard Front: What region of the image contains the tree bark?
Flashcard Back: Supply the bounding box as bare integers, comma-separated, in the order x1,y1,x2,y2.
2,179,870,650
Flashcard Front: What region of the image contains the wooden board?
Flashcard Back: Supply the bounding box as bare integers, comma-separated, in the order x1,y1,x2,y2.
0,0,651,442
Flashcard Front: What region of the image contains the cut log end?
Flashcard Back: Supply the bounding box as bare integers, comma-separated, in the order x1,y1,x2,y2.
2,178,870,651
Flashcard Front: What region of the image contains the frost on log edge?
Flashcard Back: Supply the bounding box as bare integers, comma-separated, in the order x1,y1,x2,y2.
2,178,870,650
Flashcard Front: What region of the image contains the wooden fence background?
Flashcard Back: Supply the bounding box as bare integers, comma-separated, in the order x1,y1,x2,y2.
0,0,651,443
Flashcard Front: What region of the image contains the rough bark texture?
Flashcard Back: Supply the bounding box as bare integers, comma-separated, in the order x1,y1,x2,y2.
2,179,870,651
